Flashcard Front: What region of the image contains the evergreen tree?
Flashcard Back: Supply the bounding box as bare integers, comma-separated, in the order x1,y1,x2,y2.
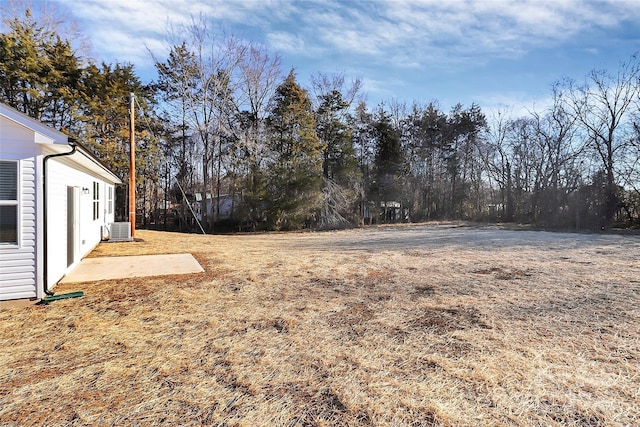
316,90,359,183
0,8,82,131
154,42,199,189
315,90,361,227
80,63,140,179
79,62,162,220
351,101,375,223
265,70,323,229
370,106,403,221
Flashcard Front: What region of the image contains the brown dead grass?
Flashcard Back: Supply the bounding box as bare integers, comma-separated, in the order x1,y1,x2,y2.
1,224,639,426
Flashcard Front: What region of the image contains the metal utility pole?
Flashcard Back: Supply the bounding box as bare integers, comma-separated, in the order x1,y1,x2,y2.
129,92,136,237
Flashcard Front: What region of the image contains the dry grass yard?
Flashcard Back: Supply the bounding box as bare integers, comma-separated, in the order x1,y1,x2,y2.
1,223,639,426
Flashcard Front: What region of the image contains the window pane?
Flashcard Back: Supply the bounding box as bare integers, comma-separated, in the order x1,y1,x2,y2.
108,186,113,214
93,182,99,220
0,205,17,244
0,161,17,200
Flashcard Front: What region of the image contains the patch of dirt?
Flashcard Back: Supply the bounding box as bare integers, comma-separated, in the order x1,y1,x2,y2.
472,266,532,280
328,303,374,328
408,306,492,332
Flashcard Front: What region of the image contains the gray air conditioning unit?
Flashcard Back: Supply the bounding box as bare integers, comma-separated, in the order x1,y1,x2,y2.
109,222,132,242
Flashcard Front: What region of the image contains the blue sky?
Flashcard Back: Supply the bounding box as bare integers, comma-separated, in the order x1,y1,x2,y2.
7,0,640,115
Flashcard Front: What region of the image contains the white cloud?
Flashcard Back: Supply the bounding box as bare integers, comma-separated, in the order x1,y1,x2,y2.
266,31,306,55
44,0,640,108
301,0,640,68
475,91,555,121
54,0,640,71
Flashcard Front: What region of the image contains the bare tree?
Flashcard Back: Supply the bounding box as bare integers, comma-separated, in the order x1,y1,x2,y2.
310,72,362,113
566,53,640,224
155,15,247,231
154,42,198,191
1,0,92,56
233,44,282,225
538,83,584,225
310,72,363,227
618,115,640,223
479,110,515,221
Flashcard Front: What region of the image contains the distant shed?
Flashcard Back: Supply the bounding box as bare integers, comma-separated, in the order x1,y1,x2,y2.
0,102,121,302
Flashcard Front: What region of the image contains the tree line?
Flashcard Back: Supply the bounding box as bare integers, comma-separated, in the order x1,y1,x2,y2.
2,8,639,232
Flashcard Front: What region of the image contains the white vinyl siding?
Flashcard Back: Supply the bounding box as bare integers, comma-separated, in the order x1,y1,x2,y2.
0,158,38,300
44,160,115,289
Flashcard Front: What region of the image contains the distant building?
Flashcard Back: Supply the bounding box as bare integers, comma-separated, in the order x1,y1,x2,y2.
193,193,237,221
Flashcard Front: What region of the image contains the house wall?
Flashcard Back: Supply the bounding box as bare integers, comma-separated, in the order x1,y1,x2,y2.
1,107,118,301
0,157,39,300
46,158,116,290
0,117,41,300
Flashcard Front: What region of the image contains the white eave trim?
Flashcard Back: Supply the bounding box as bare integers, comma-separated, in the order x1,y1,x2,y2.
0,103,68,145
1,103,121,185
40,143,122,185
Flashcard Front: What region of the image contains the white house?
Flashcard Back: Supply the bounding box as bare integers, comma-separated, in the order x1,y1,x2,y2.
0,103,121,302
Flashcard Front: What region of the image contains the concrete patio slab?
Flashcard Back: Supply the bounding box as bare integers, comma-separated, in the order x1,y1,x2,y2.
59,253,204,284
